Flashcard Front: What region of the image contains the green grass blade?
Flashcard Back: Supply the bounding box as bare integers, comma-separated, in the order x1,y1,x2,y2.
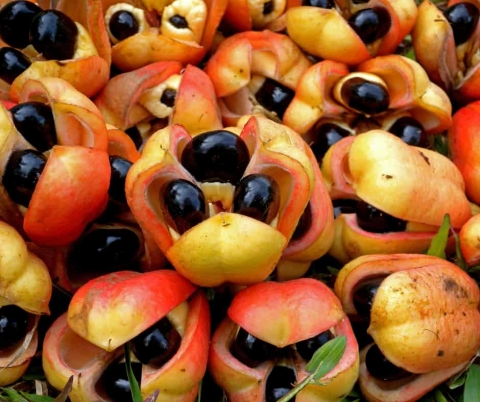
124,344,143,402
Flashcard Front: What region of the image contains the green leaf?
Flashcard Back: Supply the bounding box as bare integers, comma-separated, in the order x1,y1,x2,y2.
306,336,347,381
451,229,468,271
434,389,449,402
0,388,29,402
277,336,347,402
18,393,54,402
124,343,143,402
464,364,480,401
434,135,449,157
427,214,451,259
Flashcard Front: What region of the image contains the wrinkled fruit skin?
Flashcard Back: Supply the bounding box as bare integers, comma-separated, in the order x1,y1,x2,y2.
126,115,334,286
322,130,471,263
335,254,480,401
44,270,210,402
209,278,360,401
0,220,52,385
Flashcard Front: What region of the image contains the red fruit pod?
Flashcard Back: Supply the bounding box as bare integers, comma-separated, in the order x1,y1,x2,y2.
17,77,109,150
448,100,480,204
412,0,480,104
95,62,222,143
334,254,480,401
126,115,326,286
459,213,480,266
286,0,417,66
22,145,110,246
102,0,227,71
209,278,360,401
284,55,452,137
232,115,335,281
0,78,109,238
204,30,312,126
6,0,111,101
0,220,52,385
43,270,210,402
322,130,471,263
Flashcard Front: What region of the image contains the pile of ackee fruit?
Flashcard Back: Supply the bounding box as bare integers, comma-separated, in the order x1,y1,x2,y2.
0,0,480,401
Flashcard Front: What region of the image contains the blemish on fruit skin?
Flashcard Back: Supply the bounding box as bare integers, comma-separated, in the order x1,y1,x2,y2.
442,276,468,298
437,350,444,356
382,174,393,179
418,151,430,165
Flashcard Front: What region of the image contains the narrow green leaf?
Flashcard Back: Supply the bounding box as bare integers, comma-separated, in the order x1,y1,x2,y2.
434,389,449,402
0,387,28,402
464,364,480,401
427,214,451,259
306,336,347,381
124,343,143,402
433,135,449,157
448,367,468,389
451,228,468,271
278,336,347,402
196,379,202,402
18,392,54,402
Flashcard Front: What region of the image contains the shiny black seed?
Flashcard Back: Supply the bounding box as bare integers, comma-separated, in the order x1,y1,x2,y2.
263,1,274,14
388,116,425,146
99,359,142,402
301,0,334,8
291,202,312,241
0,1,42,49
444,3,480,46
266,366,296,402
348,7,391,44
10,102,56,152
333,198,359,219
352,277,384,322
0,47,31,84
125,126,143,149
233,174,280,224
162,179,207,234
29,10,78,60
131,316,182,366
169,15,188,29
3,149,46,207
0,305,29,348
181,130,250,185
255,78,295,120
310,123,351,163
231,327,282,368
341,78,390,115
297,331,334,361
68,227,141,273
160,88,177,108
365,344,412,381
356,201,407,233
109,156,132,204
109,10,139,41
